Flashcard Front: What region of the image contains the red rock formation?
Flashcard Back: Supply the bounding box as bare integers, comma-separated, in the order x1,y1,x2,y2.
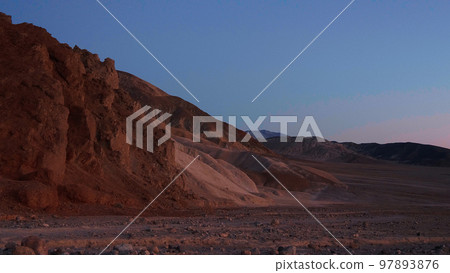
0,12,341,214
0,12,178,211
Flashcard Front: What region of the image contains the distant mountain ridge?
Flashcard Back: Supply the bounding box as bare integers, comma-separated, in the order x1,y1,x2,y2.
342,142,450,167
246,129,286,139
258,130,450,167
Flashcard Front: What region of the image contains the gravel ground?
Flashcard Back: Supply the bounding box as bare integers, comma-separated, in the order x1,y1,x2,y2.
1,205,449,255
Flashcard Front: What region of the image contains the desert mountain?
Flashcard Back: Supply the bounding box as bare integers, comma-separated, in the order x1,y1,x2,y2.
263,133,450,167
342,142,450,167
0,12,342,213
264,136,377,163
246,129,286,139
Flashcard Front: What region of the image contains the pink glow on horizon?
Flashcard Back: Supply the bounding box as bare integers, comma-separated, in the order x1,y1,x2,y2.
330,113,450,149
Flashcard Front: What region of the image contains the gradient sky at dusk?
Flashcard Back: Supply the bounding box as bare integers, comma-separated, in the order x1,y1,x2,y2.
1,0,449,148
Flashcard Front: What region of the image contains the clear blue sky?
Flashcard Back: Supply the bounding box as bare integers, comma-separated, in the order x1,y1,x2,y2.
2,0,449,148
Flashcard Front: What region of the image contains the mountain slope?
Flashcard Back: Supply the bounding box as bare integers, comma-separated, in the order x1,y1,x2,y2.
264,137,377,163
0,12,180,212
264,134,450,167
246,130,286,139
0,12,343,213
342,142,450,167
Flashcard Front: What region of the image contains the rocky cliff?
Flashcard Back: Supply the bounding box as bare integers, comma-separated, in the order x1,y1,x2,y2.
0,12,342,214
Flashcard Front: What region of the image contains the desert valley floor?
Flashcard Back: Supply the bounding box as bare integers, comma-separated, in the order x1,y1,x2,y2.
1,161,449,255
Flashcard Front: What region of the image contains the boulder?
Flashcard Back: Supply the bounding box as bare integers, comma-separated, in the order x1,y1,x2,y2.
21,236,47,255
114,243,134,255
13,246,36,255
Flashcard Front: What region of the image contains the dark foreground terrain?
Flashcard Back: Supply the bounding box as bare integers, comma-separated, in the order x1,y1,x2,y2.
0,205,449,255
1,162,449,255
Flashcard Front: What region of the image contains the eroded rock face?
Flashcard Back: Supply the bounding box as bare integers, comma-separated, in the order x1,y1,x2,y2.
0,13,177,211
0,12,11,24
0,25,70,185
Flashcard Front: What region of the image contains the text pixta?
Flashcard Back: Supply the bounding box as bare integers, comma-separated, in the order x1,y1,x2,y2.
193,115,324,143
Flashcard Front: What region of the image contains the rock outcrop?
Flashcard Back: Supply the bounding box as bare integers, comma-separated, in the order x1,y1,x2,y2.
0,12,341,213
0,12,178,211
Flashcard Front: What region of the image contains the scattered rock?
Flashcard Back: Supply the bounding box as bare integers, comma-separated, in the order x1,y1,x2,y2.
21,236,47,255
13,246,35,255
168,227,177,233
219,232,229,238
150,246,159,254
271,219,280,226
349,240,360,249
434,245,447,254
241,250,252,255
168,245,181,253
278,246,296,255
49,248,65,255
114,243,134,254
5,242,17,250
308,243,320,251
